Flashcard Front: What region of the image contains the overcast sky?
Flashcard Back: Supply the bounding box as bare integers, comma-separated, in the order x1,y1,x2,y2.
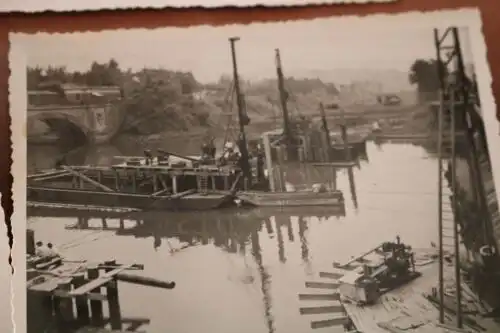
17,18,473,84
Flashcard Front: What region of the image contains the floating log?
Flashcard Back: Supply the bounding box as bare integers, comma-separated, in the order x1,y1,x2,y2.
305,281,340,289
62,166,115,193
115,273,176,289
298,293,341,301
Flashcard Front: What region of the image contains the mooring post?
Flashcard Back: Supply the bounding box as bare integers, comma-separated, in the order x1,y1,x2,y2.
262,133,275,192
114,170,120,191
26,229,35,256
54,278,75,330
72,273,90,326
172,175,178,194
102,218,108,229
104,260,122,330
152,173,158,192
131,171,137,193
87,265,104,326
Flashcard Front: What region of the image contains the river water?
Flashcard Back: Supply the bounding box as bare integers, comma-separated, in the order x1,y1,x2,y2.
27,141,441,333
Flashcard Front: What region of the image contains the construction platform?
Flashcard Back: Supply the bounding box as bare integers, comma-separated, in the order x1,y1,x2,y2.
297,247,499,333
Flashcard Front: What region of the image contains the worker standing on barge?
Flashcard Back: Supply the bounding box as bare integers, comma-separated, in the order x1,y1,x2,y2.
200,136,217,164
255,144,265,183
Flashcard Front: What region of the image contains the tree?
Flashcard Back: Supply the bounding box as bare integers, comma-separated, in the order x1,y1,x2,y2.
409,59,446,102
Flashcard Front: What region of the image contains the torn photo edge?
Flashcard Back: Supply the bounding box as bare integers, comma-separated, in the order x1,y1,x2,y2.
0,0,399,14
8,7,500,333
0,192,12,332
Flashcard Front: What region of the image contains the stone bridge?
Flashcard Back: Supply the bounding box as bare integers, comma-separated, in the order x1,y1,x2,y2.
27,103,124,145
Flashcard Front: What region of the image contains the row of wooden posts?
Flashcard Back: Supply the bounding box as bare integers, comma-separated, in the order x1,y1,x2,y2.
27,229,175,333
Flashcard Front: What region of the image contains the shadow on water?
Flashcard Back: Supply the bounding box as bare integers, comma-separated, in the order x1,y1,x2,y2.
27,140,446,333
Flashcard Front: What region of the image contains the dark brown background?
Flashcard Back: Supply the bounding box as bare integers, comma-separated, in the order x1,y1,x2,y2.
1,1,499,247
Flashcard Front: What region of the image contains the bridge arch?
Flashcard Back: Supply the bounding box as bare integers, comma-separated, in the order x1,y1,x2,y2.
28,111,90,146
28,104,125,145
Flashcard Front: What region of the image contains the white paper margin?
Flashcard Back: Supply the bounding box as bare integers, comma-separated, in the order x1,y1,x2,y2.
2,0,398,14
9,40,27,333
9,7,500,333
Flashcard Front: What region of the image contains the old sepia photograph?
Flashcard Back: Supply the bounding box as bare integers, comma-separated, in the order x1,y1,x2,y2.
8,8,500,333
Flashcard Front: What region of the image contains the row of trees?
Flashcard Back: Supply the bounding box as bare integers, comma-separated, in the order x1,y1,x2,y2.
28,59,211,134
27,57,465,136
408,59,446,102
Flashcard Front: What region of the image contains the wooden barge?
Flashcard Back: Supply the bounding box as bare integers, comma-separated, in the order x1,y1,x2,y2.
27,156,242,212
28,153,348,211
238,189,344,207
26,229,175,333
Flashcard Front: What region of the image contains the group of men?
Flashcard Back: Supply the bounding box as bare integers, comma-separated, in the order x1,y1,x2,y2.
199,135,266,183
35,241,60,259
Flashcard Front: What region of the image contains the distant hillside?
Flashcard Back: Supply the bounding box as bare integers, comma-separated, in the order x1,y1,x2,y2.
289,68,414,92
201,76,340,125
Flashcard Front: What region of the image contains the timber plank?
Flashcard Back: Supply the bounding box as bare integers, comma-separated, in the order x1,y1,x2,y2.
70,265,133,296
319,271,343,279
300,305,345,315
305,281,339,289
310,316,349,329
299,293,341,301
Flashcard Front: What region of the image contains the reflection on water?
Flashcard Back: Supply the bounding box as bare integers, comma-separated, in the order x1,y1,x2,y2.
27,142,442,333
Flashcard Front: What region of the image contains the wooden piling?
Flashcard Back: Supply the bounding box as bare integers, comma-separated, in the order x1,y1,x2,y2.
104,260,122,330
276,147,286,192
54,278,75,329
27,291,53,333
72,273,90,326
114,170,120,190
87,265,104,326
26,229,35,255
262,133,276,192
172,175,178,194
152,173,158,192
131,172,137,193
